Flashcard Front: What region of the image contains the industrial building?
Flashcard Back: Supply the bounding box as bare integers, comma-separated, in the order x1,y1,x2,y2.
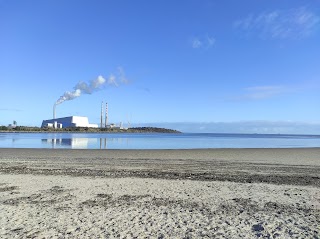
41,116,98,128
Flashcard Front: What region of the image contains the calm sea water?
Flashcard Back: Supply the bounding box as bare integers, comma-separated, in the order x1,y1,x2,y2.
0,132,320,149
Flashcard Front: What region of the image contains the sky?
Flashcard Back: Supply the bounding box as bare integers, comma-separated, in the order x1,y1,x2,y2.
1,0,320,133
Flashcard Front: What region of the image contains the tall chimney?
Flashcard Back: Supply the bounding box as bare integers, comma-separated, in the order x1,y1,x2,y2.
53,104,56,119
105,102,108,128
100,101,103,128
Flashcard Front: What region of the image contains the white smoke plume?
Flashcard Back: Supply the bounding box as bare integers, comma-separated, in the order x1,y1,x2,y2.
55,68,128,106
118,67,129,84
75,75,106,94
56,89,82,105
107,74,118,87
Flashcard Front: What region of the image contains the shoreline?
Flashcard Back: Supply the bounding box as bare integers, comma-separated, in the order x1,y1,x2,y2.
1,130,320,136
1,148,319,238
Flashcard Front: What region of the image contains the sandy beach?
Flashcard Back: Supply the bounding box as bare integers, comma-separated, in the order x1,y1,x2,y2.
0,148,319,238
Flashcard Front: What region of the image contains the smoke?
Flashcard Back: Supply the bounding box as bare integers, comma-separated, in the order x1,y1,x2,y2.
107,74,118,87
75,75,106,94
118,67,129,84
55,68,128,106
56,89,81,105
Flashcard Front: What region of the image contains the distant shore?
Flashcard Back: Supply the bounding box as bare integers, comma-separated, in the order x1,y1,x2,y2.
0,148,319,238
0,126,181,134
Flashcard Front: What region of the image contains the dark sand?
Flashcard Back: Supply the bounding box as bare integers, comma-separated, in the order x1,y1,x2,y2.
1,148,320,186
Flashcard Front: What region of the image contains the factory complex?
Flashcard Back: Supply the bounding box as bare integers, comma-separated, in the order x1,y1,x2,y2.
41,102,121,129
41,116,98,129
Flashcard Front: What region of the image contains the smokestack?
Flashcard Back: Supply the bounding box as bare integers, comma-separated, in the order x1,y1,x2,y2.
100,101,103,128
53,104,56,119
105,102,108,128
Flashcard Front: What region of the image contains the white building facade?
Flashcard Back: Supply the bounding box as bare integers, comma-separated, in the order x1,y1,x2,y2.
41,116,98,128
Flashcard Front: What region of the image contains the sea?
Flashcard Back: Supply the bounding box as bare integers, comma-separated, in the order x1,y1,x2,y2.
0,132,320,149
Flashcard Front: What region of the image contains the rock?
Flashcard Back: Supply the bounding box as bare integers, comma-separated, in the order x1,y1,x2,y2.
252,223,264,232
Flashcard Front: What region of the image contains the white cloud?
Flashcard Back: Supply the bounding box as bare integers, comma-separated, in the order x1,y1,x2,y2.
206,36,216,47
234,7,320,39
243,85,286,99
191,35,215,49
230,85,296,101
192,38,203,48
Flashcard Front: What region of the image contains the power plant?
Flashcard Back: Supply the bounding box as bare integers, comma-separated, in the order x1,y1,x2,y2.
42,71,128,129
42,102,101,128
41,101,121,129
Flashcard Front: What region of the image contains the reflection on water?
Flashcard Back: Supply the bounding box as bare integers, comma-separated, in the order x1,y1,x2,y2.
0,132,319,149
100,137,130,149
41,138,98,149
99,138,105,149
41,136,131,149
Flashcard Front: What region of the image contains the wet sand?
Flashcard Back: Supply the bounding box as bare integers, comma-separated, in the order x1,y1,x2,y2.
0,148,319,238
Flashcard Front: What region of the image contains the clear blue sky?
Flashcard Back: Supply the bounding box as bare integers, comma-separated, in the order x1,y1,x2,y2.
1,0,320,133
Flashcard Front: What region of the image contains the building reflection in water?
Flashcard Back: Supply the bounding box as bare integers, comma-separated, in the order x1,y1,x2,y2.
99,137,130,149
101,137,130,149
99,138,107,149
41,138,96,149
